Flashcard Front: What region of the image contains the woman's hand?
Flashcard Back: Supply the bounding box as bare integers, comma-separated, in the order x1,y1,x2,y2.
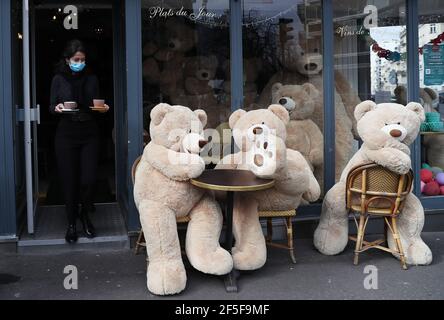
98,104,110,113
54,104,64,113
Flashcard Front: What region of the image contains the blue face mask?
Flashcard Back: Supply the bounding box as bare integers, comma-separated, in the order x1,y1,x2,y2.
69,60,86,72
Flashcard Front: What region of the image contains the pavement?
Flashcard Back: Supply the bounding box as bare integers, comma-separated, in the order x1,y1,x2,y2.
0,232,443,300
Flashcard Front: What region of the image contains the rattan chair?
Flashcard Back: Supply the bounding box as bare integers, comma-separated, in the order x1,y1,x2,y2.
131,155,297,262
346,163,413,270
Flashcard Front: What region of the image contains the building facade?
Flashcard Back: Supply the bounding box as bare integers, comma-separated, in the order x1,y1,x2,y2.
1,0,444,250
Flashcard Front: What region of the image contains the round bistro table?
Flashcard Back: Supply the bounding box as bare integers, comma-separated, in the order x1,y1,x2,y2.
191,169,275,293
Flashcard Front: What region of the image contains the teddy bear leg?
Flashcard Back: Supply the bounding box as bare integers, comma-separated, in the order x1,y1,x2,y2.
231,195,267,270
313,181,349,255
185,194,233,275
138,200,187,295
386,194,433,266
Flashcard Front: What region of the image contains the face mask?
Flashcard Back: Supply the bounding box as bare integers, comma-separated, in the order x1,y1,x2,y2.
69,60,86,72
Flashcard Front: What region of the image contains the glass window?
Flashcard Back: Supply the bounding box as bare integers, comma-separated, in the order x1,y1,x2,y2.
141,0,230,135
243,0,325,196
418,0,444,197
333,0,407,181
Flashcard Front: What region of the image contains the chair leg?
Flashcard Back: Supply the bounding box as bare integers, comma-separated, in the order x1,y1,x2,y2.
354,214,366,265
266,218,273,242
134,229,144,255
285,217,296,264
391,217,408,270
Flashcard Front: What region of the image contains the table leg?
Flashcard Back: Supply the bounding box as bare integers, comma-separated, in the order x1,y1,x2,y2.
224,191,238,293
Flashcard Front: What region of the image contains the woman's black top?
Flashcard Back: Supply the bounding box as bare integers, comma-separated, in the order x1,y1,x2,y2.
49,69,100,121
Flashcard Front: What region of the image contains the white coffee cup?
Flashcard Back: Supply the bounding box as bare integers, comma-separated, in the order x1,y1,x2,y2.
63,101,77,110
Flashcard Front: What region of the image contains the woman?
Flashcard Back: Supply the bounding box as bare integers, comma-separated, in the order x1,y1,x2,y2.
50,40,109,243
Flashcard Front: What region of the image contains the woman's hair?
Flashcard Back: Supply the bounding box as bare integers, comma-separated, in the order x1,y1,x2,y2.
54,39,88,74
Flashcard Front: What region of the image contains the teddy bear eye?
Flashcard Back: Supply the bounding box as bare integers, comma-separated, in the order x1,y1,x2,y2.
314,48,319,53
300,51,305,56
397,122,401,125
262,122,265,125
385,123,388,126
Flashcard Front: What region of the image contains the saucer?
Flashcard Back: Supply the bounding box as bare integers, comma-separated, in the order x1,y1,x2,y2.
61,108,79,113
90,106,107,111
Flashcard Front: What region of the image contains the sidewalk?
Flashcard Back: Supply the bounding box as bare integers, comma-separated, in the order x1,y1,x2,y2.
1,232,443,300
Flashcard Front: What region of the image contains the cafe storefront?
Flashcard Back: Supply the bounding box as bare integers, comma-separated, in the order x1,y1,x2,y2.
1,0,444,250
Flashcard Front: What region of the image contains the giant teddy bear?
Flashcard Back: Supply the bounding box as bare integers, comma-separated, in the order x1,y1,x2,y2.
258,34,361,183
216,105,320,270
133,103,233,295
271,82,324,191
314,101,433,265
142,19,197,97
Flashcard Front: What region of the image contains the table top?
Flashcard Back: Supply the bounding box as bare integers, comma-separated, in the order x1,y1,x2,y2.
191,169,275,192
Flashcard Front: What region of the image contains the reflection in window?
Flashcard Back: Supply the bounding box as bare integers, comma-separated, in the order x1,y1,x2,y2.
418,1,444,197
333,0,406,182
141,0,230,145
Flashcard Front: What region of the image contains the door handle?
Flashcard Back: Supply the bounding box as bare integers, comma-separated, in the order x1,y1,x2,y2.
16,104,40,124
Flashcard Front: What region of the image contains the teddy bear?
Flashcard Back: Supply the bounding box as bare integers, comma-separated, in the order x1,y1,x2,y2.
258,33,361,182
271,82,324,191
133,103,233,295
313,100,433,266
215,105,320,270
171,55,219,109
395,85,444,169
142,18,198,97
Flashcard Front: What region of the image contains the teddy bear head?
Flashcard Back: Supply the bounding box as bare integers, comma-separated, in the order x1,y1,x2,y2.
271,82,320,120
280,37,323,75
395,85,438,113
355,100,425,149
183,55,218,95
228,104,289,152
150,103,208,154
164,19,197,54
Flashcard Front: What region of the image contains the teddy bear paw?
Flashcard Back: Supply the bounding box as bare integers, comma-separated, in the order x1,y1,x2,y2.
402,241,433,266
189,247,233,275
232,246,267,271
147,260,187,295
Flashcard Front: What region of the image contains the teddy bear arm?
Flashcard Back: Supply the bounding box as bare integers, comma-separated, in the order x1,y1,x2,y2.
334,70,361,139
145,142,204,181
365,147,412,175
305,121,324,166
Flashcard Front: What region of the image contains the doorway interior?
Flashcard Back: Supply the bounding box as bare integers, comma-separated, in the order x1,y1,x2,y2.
16,0,129,248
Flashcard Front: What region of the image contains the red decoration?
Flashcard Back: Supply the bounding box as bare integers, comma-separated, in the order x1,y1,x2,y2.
419,31,444,54
420,169,433,183
423,181,441,196
440,186,444,195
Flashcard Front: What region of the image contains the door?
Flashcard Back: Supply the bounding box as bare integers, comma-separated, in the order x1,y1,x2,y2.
21,0,40,234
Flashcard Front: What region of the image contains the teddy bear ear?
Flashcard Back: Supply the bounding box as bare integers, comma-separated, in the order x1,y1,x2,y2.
271,83,283,96
229,109,247,129
302,83,319,97
150,103,173,126
406,102,426,122
354,100,377,121
268,104,290,124
194,109,208,128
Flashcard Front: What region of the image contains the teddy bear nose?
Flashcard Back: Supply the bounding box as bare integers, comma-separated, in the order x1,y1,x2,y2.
390,129,402,138
279,98,287,105
253,127,263,135
201,72,208,78
199,140,208,148
305,63,318,71
168,42,175,49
